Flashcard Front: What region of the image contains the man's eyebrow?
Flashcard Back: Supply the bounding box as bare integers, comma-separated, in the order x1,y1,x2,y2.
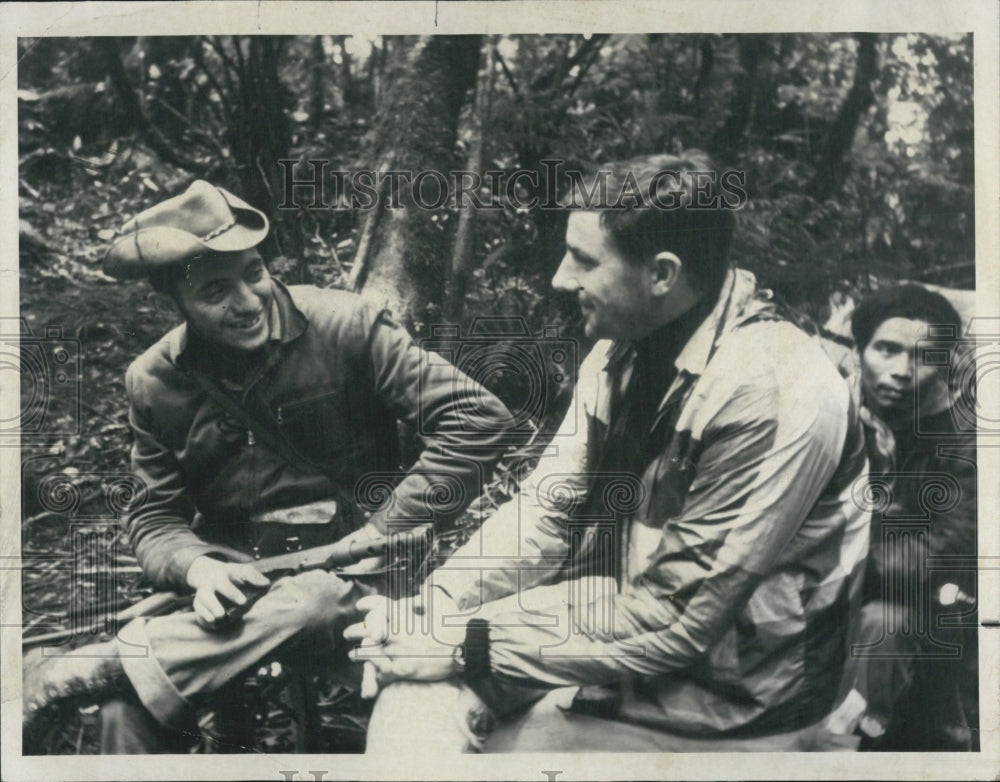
873,338,911,351
566,243,599,265
192,276,229,291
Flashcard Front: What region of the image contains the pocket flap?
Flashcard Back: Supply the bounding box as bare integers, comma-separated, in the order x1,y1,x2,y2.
250,498,339,525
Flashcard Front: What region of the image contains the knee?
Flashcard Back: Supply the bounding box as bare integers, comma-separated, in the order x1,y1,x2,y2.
366,681,435,750
367,680,486,754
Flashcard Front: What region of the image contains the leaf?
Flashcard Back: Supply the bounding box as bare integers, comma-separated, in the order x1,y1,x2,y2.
97,228,115,241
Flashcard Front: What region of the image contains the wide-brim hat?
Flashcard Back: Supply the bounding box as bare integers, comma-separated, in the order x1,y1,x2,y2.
103,180,269,279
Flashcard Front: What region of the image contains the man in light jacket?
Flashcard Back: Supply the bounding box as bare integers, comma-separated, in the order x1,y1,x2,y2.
348,152,871,752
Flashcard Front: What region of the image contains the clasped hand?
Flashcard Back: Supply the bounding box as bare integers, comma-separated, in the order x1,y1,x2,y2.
184,521,386,630
343,587,467,698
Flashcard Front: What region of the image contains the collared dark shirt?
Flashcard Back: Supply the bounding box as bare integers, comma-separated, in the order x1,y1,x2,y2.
602,296,715,477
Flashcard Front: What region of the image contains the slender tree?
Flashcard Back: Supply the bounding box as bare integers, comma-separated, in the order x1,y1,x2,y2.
350,35,482,327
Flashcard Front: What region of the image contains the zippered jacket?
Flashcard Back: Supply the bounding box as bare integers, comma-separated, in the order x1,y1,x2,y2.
124,281,513,590
433,269,871,737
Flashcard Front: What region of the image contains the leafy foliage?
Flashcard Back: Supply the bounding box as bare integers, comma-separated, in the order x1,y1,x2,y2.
18,32,974,753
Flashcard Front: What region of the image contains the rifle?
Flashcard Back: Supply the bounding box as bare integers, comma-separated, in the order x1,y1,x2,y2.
22,525,430,650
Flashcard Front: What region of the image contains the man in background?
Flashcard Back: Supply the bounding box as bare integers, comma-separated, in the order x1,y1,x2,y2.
844,285,978,750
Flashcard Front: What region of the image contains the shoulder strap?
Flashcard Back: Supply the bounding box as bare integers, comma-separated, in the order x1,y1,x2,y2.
191,371,330,479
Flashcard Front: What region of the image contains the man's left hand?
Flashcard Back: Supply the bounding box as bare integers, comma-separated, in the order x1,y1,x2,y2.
344,590,467,696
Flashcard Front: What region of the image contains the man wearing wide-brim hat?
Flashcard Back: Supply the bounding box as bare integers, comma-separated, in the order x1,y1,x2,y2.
23,180,513,753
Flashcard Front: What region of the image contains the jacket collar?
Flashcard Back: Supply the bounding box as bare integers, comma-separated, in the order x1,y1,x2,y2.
605,268,772,375
167,278,309,368
602,268,779,428
672,267,773,379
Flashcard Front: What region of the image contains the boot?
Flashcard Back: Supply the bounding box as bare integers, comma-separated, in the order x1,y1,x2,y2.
22,641,130,748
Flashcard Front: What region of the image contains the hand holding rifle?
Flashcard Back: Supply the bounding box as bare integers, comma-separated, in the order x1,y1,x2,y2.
185,557,272,629
23,523,430,649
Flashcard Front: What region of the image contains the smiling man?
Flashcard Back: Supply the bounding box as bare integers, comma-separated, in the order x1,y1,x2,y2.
349,152,872,752
22,180,513,753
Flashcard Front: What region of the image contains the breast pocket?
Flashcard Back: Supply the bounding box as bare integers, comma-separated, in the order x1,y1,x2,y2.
273,385,352,465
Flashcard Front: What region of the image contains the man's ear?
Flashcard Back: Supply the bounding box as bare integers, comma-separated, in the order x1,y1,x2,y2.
148,290,182,320
649,251,683,296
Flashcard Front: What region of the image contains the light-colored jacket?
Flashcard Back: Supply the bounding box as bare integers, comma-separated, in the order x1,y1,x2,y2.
434,269,871,737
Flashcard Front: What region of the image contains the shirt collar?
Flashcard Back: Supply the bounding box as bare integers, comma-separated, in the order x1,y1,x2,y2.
603,267,773,379
168,278,308,368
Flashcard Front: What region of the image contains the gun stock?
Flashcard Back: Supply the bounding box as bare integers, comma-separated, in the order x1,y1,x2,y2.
209,525,431,629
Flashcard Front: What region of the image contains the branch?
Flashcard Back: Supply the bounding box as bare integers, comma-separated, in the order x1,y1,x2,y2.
348,155,396,292
205,35,238,76
150,96,228,160
493,48,519,94
191,38,231,124
533,34,609,93
204,36,240,105
96,38,207,175
566,35,608,98
808,33,879,199
231,35,248,78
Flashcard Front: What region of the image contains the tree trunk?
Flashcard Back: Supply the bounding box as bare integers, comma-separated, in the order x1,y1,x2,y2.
445,38,495,322
223,37,293,254
808,34,879,200
352,35,482,328
331,35,351,108
692,35,715,117
310,35,326,131
710,35,769,160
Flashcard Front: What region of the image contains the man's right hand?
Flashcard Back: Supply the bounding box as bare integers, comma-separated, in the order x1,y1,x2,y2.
185,556,271,629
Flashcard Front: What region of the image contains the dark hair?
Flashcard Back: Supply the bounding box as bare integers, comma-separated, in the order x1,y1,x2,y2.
850,284,963,349
147,263,188,298
561,150,736,301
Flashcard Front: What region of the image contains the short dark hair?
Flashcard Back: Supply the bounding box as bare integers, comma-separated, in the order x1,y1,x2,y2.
147,263,188,298
850,284,963,349
562,150,736,302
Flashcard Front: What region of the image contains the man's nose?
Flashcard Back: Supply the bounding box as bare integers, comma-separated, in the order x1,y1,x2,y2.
551,256,577,292
890,355,914,380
